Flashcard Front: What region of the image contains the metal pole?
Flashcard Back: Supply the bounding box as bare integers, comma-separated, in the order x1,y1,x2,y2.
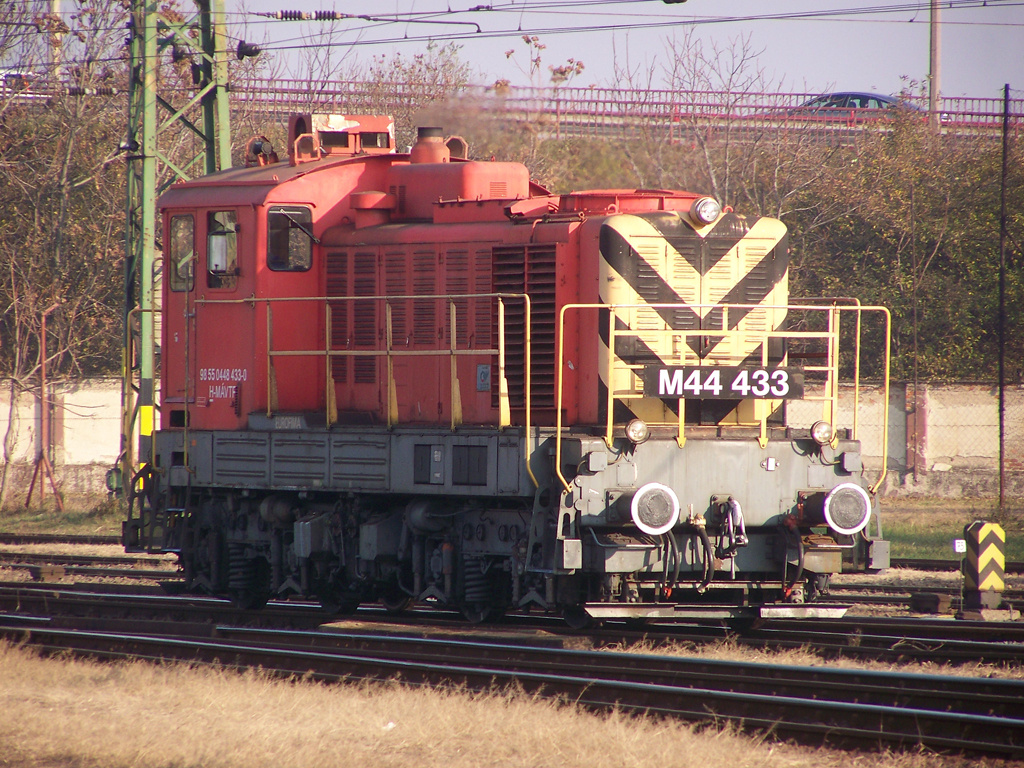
928,0,942,134
998,84,1009,515
120,0,235,491
25,303,64,512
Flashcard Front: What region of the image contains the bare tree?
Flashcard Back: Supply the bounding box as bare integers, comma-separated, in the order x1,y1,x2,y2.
0,0,129,507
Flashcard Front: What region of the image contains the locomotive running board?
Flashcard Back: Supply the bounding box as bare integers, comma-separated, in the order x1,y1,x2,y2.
582,603,850,621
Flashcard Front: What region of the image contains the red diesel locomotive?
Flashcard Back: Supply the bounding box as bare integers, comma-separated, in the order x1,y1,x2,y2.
125,114,891,624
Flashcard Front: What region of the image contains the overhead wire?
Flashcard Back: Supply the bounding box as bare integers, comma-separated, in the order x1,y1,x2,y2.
7,0,1022,72
233,0,1024,59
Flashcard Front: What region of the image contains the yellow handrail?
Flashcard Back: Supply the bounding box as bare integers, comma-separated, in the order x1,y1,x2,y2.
555,301,891,495
198,292,537,489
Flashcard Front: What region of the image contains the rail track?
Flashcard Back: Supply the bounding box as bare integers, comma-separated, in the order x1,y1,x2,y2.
6,534,1008,575
2,608,1023,757
0,542,178,582
4,539,1018,621
2,582,1023,664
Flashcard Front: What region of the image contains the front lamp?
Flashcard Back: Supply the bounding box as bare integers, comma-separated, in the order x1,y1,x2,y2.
624,418,650,445
810,420,834,446
690,196,722,225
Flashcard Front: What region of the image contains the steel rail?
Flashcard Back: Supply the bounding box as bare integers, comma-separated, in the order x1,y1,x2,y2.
891,557,1024,574
212,625,1024,718
0,533,121,546
2,621,1023,756
0,550,174,568
4,585,1024,660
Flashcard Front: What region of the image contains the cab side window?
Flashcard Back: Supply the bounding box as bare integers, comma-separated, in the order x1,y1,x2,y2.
169,215,195,292
207,210,238,290
267,206,313,272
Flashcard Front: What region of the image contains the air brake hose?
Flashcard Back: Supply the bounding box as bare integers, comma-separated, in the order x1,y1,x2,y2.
670,531,682,588
690,523,715,593
783,521,805,598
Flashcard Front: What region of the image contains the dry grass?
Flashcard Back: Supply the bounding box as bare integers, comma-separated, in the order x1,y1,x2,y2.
0,641,1008,768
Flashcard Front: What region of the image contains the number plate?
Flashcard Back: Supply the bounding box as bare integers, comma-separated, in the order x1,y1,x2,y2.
642,366,805,399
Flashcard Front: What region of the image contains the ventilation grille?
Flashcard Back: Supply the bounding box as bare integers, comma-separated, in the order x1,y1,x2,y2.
412,250,436,345
326,251,349,383
326,250,377,383
491,245,557,410
353,251,377,383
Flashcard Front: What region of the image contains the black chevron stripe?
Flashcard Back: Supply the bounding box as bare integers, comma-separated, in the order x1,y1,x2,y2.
976,561,1006,579
597,314,755,424
596,377,645,423
703,240,789,333
624,211,750,275
599,224,701,320
597,311,680,417
600,227,787,359
967,529,1006,551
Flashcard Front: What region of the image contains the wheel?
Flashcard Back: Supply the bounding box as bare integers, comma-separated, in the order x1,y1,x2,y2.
461,603,494,624
319,593,360,616
562,605,594,630
380,572,413,613
227,550,270,610
229,587,269,611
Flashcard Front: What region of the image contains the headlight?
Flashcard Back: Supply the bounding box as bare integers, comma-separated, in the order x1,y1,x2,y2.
690,196,722,225
823,482,872,535
630,482,680,535
810,420,834,446
624,418,650,445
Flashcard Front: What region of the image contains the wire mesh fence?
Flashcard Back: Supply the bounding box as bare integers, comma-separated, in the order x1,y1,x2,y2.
228,77,1023,144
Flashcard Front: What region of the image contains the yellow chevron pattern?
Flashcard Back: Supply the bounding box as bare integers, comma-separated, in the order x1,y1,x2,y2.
964,521,1005,592
597,211,788,426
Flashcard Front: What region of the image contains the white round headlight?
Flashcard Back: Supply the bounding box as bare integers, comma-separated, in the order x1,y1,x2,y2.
630,482,680,536
823,482,872,536
810,420,834,446
691,196,722,225
624,418,650,445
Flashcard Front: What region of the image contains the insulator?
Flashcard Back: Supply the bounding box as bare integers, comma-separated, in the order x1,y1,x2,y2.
271,10,342,20
236,40,261,60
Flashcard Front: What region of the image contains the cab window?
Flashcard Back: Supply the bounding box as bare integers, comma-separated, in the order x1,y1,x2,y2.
169,215,194,292
267,206,313,272
207,210,237,290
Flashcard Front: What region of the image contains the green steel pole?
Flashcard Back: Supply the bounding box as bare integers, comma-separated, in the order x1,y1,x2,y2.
120,0,233,495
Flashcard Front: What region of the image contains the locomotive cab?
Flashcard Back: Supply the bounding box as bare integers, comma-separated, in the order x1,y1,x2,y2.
127,114,891,625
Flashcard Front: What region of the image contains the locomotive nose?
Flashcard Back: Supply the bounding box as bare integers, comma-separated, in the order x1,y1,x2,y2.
630,482,681,535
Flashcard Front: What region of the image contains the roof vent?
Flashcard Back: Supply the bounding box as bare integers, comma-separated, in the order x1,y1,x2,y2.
410,126,449,164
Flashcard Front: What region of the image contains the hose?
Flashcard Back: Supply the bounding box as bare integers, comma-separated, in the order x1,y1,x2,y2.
783,523,805,598
692,523,715,593
670,531,682,588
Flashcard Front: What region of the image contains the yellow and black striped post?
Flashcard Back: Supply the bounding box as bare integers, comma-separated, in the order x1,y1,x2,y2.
962,521,1005,612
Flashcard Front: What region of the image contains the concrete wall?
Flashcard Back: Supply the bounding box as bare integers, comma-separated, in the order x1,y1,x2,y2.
790,382,1024,499
0,378,121,505
1,377,1021,506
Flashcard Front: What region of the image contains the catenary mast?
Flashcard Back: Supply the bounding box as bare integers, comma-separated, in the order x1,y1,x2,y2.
118,0,233,492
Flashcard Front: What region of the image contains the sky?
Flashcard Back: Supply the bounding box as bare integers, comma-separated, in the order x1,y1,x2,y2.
230,0,1024,101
